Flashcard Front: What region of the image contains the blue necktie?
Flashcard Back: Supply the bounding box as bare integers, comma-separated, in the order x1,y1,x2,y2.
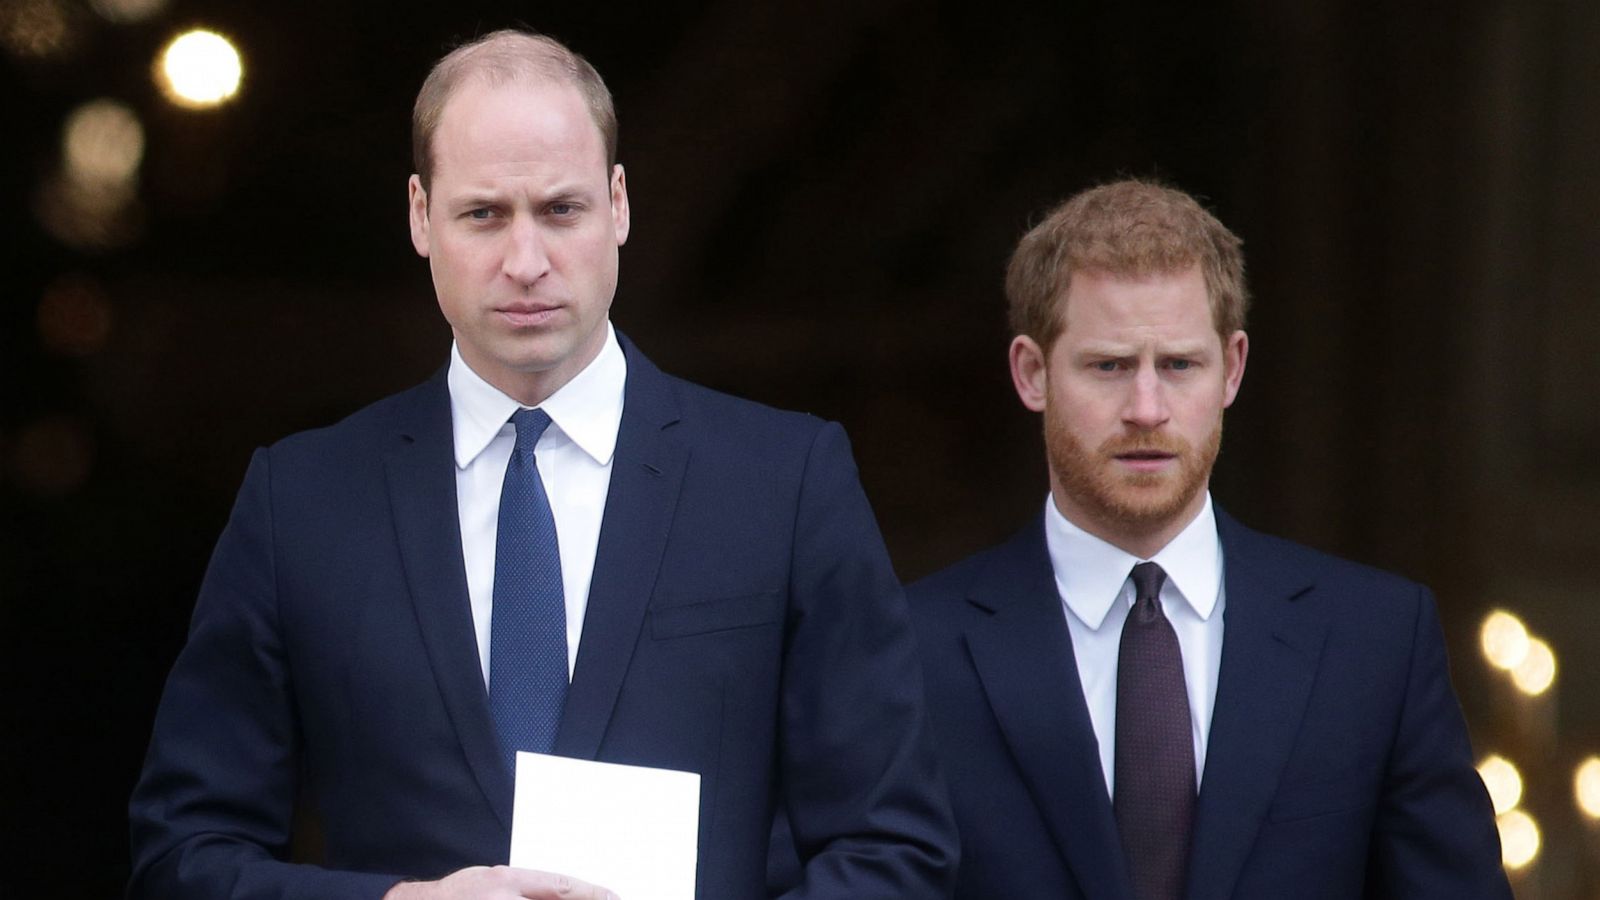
488,408,568,770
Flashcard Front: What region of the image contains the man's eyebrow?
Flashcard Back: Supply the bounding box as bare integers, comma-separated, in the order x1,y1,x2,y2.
1071,340,1212,357
444,183,597,208
541,182,602,201
444,190,503,208
1072,342,1136,357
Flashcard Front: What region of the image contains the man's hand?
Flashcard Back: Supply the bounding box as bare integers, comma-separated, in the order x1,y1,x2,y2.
383,866,616,900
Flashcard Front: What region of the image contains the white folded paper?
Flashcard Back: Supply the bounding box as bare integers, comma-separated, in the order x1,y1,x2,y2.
510,752,700,900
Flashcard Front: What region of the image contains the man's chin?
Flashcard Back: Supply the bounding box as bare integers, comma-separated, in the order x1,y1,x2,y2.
1046,424,1220,537
1107,495,1190,524
1092,474,1203,526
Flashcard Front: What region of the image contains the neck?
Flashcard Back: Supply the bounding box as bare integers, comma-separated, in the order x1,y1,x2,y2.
492,371,571,408
456,326,607,408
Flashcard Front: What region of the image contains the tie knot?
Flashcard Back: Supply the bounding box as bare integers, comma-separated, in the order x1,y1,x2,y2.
509,408,553,453
1130,561,1167,603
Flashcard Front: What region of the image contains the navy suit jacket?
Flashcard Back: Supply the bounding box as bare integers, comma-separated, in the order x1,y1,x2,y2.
908,510,1511,900
129,337,956,899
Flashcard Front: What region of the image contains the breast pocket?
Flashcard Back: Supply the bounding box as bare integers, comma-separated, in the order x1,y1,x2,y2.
648,590,784,640
1267,772,1378,823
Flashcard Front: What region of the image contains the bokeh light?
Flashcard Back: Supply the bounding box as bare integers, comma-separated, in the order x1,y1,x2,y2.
157,29,242,108
63,99,144,186
9,414,94,497
1476,755,1523,816
37,99,146,250
1496,809,1540,870
1510,637,1556,696
1576,756,1600,820
34,172,143,250
0,0,77,60
1480,610,1530,671
89,0,166,24
37,275,113,356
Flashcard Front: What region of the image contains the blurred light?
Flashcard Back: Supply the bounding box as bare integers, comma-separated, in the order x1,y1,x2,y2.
1511,637,1556,696
37,275,113,356
63,99,145,187
1576,756,1600,819
0,0,77,59
1477,755,1523,815
89,0,166,24
10,414,94,497
157,29,242,108
1497,809,1540,869
34,172,144,250
39,99,147,250
1480,610,1530,671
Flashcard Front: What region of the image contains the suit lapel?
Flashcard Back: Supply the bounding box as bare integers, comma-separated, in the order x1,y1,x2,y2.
384,373,515,830
1185,512,1328,900
553,338,689,760
964,520,1135,900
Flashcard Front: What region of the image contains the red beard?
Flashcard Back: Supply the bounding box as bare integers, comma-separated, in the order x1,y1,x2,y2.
1045,413,1222,534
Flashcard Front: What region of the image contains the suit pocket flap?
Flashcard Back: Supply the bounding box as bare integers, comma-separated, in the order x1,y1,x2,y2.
1267,772,1377,823
649,590,784,639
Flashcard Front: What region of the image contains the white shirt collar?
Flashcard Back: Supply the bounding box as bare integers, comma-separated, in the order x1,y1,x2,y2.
1044,491,1223,630
447,322,627,469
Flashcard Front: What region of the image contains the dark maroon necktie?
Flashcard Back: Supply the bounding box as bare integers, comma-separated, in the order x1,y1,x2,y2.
1114,562,1195,900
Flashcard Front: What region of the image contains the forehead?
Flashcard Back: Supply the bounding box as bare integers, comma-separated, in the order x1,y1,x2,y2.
431,78,606,179
1059,265,1213,339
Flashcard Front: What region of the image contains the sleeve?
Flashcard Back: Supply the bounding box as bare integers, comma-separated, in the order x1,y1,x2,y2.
127,449,404,900
1365,585,1513,899
775,422,959,899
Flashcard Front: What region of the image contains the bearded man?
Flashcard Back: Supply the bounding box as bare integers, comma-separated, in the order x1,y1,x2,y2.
907,179,1511,900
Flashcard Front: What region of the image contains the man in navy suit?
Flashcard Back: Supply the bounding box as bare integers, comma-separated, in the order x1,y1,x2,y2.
908,180,1510,899
129,30,956,900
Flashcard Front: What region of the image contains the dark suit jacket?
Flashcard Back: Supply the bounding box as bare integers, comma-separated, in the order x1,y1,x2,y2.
908,510,1510,900
129,337,956,899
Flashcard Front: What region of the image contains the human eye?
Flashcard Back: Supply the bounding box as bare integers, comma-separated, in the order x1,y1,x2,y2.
545,199,585,220
1160,353,1204,373
462,206,497,222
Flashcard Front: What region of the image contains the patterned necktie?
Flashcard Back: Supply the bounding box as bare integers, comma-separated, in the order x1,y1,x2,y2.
488,408,568,770
1114,561,1195,900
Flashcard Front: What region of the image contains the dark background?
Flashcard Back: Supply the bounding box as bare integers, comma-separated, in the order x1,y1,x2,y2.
4,1,1598,896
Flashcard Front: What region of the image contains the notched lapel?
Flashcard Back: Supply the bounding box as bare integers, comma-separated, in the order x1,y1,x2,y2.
384,378,515,830
1186,517,1328,900
555,348,689,760
964,525,1134,900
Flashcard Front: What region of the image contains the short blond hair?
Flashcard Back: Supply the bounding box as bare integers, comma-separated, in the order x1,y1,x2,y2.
412,29,617,191
1005,179,1248,349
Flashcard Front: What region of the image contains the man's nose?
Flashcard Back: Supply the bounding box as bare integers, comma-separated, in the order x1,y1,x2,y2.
1122,365,1170,430
502,219,551,284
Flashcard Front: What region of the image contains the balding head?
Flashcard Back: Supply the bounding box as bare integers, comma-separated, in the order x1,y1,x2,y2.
412,29,617,192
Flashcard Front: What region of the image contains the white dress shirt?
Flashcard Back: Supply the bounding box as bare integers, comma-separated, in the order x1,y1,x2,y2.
448,323,626,683
1044,491,1226,796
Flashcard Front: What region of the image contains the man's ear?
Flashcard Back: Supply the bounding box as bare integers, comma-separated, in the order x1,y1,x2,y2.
1009,335,1050,412
407,174,430,258
1221,329,1249,408
610,163,630,247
